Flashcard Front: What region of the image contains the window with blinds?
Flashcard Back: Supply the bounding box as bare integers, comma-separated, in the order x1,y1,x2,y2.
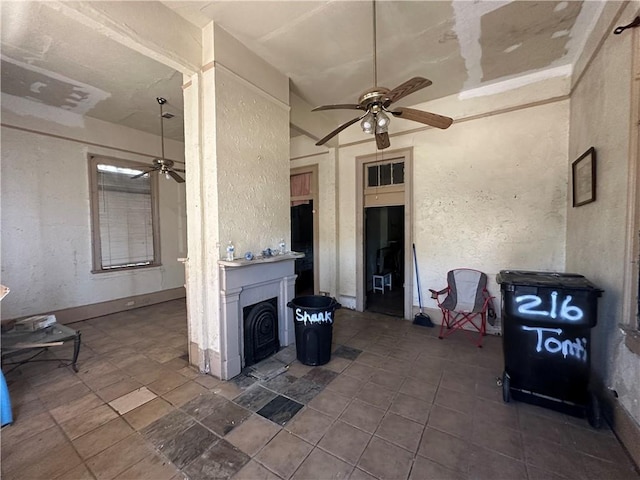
89,156,160,272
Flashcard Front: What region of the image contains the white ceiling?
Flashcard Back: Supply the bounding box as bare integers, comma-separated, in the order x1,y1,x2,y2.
1,1,604,142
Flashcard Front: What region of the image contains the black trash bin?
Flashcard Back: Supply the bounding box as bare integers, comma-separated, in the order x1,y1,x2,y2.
496,270,603,427
287,296,341,366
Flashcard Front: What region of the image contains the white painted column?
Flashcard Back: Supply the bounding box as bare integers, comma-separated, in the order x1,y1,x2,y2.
183,22,290,379
182,24,221,375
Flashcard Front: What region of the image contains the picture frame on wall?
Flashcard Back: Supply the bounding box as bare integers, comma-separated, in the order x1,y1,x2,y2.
572,147,596,207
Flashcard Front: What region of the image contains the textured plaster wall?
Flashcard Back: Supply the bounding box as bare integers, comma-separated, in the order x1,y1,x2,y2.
0,109,186,319
337,96,569,312
567,3,639,424
215,68,290,257
290,136,338,296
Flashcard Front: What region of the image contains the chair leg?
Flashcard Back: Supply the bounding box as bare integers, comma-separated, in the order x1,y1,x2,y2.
438,310,449,339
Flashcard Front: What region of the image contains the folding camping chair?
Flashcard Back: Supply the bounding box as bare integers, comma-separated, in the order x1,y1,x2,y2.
429,269,495,347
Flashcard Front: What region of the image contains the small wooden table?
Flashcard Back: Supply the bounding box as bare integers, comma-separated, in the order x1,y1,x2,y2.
1,324,81,373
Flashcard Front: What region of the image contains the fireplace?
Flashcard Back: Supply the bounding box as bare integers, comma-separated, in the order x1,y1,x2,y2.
243,297,279,367
217,253,301,379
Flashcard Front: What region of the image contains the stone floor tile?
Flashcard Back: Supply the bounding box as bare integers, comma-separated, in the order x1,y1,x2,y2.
54,462,95,480
318,421,372,465
332,345,362,361
86,433,153,480
409,455,465,480
163,381,208,406
281,377,324,404
158,423,219,469
225,414,281,457
342,362,374,381
200,399,252,436
523,435,589,479
301,367,339,386
1,410,56,445
468,445,527,480
181,391,228,419
234,384,279,412
113,453,179,480
260,372,298,393
399,377,438,403
357,436,413,480
307,389,351,418
183,439,250,480
257,395,304,426
285,406,334,444
142,409,197,448
73,417,134,459
417,427,471,473
96,377,144,403
60,404,119,440
254,430,313,479
123,397,175,431
147,370,190,395
109,387,157,414
231,460,281,480
374,412,424,453
2,426,78,479
194,374,222,390
339,399,386,433
389,392,432,425
324,356,354,373
327,374,364,398
427,404,473,440
354,382,394,410
349,467,377,480
292,447,353,480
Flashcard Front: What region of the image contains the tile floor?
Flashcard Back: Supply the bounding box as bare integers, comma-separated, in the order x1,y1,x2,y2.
1,299,639,480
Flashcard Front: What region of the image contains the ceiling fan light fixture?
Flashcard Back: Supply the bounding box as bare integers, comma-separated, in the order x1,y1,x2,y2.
376,111,390,129
361,111,375,134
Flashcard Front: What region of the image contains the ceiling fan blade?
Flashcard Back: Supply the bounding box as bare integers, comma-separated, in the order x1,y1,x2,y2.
375,132,390,150
168,170,185,183
172,168,186,173
391,107,453,129
131,168,155,179
312,104,364,112
315,115,363,146
385,77,433,105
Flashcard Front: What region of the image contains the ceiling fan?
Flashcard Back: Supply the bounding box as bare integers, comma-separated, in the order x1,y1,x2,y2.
132,97,185,183
312,0,453,150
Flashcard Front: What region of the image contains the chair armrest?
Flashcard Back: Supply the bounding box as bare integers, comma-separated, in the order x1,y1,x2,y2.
429,288,447,299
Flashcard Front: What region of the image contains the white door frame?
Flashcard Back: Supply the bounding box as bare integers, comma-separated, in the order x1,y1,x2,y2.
355,147,413,319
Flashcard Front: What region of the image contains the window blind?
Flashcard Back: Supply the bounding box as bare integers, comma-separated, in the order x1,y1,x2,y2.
97,165,154,269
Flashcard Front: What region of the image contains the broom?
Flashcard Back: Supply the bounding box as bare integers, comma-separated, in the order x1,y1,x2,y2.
413,243,434,327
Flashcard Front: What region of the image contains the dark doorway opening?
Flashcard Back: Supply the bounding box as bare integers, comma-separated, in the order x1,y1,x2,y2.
365,205,404,317
291,200,314,296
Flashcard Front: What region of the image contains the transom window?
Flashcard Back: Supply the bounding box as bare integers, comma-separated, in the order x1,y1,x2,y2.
89,155,160,272
367,160,404,188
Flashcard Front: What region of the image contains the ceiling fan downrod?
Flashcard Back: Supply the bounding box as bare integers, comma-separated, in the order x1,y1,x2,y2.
372,0,377,88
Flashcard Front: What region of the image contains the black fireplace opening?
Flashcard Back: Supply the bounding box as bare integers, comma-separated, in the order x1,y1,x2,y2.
243,297,280,367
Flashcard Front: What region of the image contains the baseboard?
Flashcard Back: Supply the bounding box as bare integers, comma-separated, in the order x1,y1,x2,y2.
41,288,186,325
602,388,640,469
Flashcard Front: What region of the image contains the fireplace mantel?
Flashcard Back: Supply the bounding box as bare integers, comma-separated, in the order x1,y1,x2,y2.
218,251,304,268
216,253,299,379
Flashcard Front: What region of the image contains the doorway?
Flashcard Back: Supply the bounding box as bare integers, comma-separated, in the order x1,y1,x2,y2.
365,205,405,316
290,166,319,296
355,148,413,319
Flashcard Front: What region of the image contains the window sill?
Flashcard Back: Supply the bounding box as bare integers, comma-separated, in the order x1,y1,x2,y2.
620,324,640,356
91,264,163,277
